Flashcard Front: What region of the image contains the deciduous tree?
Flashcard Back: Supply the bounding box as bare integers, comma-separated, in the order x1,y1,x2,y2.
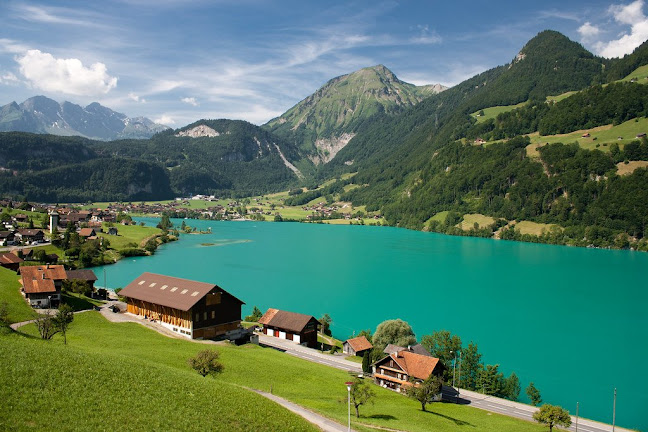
406,374,443,412
420,330,462,381
34,311,59,340
460,342,483,390
319,313,332,336
372,319,416,351
349,378,375,418
55,304,74,345
533,404,571,431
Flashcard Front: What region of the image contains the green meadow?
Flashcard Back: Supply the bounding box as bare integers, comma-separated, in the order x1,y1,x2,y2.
4,311,548,432
0,267,34,324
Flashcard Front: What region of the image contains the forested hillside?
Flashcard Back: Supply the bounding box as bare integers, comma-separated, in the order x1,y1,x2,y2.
332,31,648,249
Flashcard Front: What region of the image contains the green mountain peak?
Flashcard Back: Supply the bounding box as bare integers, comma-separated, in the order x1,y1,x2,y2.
264,64,446,164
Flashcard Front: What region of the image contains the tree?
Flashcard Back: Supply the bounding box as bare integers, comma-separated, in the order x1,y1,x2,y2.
319,313,332,336
357,329,372,343
420,330,462,382
406,374,443,412
34,311,59,340
460,342,483,390
349,377,375,418
55,304,74,345
372,319,416,351
188,349,224,377
478,364,504,396
503,372,521,401
245,306,263,322
361,351,371,374
533,404,571,432
526,382,542,406
157,214,172,231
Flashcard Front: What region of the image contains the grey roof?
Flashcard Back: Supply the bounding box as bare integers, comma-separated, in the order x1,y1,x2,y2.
119,272,244,312
66,269,98,281
383,343,432,357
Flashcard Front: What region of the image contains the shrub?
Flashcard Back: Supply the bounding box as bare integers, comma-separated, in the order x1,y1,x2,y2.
188,349,224,377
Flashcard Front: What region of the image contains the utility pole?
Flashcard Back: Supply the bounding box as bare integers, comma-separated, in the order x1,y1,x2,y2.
457,351,462,403
575,401,579,432
612,388,617,432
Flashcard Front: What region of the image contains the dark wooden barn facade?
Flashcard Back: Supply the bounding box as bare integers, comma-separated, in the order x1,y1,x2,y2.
119,272,244,339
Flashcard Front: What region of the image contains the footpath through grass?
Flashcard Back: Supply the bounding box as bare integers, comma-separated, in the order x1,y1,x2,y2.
12,313,547,432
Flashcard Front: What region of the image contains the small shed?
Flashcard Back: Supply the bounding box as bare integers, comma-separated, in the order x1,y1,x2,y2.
79,228,97,238
343,335,373,356
0,252,23,272
258,308,320,348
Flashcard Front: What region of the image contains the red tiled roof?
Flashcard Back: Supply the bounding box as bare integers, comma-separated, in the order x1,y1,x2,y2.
79,228,96,237
393,351,442,380
258,308,319,333
0,252,23,264
19,265,67,281
119,272,244,312
345,336,373,352
22,277,56,294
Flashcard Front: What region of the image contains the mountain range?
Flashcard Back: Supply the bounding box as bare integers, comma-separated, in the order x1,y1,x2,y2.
0,96,168,140
0,30,647,249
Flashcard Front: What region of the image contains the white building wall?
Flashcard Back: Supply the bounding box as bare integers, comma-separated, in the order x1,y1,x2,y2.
279,331,287,339
267,328,274,337
293,334,301,344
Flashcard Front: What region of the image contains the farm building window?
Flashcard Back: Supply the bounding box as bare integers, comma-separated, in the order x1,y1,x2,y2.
211,311,215,319
203,312,207,320
195,313,200,322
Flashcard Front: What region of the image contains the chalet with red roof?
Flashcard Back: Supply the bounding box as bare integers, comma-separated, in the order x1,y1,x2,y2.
258,308,320,348
19,264,68,308
78,228,97,238
119,272,244,339
343,335,373,356
373,350,446,393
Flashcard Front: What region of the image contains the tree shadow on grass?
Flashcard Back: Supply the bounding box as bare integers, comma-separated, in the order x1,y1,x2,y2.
366,414,397,421
422,410,475,427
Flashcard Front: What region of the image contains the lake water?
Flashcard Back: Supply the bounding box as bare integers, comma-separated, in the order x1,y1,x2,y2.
97,218,647,430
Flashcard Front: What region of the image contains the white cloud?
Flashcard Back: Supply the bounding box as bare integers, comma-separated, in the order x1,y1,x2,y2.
128,92,146,103
154,114,175,125
0,72,20,85
410,25,442,45
0,38,30,54
596,0,648,58
578,22,601,41
16,49,118,96
181,97,199,106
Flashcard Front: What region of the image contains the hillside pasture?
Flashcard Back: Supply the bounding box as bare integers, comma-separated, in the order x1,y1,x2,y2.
616,160,648,176
457,213,495,230
514,221,559,236
0,267,34,324
10,312,546,432
470,102,527,123
619,64,648,84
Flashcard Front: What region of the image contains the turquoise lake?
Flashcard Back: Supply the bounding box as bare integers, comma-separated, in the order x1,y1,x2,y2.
97,218,647,430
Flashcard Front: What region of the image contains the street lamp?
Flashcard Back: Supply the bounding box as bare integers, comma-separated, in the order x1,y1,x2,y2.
450,351,457,387
345,381,353,432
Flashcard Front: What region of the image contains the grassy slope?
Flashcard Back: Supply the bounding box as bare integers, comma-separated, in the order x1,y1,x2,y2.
0,267,34,323
98,223,162,250
13,313,546,432
470,102,528,123
457,214,496,231
0,328,316,432
527,117,648,151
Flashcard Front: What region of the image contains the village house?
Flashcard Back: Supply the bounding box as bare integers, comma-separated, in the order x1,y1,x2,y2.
78,227,97,238
343,335,373,357
258,308,321,348
0,231,16,246
66,269,98,293
372,349,446,393
15,228,45,244
119,272,244,339
0,252,22,272
19,264,68,308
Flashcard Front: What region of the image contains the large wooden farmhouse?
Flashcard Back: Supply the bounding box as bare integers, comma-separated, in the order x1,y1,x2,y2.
258,308,320,348
119,272,244,339
373,350,446,393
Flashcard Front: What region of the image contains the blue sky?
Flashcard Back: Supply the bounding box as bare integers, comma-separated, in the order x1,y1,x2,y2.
1,0,647,127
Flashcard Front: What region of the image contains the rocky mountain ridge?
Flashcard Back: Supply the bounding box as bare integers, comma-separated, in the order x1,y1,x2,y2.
0,96,168,140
